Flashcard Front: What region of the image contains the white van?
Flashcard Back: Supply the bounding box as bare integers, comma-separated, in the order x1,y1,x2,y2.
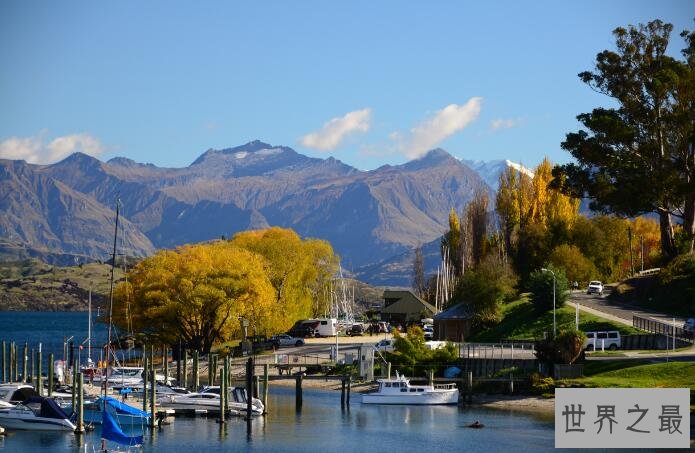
584,331,621,351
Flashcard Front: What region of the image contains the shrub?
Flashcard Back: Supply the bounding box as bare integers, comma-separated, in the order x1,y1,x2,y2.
534,329,586,364
528,265,569,311
548,244,595,286
456,255,518,326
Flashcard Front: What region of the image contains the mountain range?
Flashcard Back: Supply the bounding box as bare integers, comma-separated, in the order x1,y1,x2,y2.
0,140,523,285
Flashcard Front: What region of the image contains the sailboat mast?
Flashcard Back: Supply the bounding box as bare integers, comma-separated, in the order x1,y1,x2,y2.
88,288,92,362
105,200,120,392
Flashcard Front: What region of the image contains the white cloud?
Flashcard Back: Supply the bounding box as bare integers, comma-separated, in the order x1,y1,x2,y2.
300,108,371,151
0,132,104,164
490,117,523,131
403,98,482,159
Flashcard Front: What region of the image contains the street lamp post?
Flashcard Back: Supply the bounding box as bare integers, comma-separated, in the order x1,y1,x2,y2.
541,268,556,337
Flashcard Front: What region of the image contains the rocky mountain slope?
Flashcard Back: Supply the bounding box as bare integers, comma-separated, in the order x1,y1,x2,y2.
1,140,499,280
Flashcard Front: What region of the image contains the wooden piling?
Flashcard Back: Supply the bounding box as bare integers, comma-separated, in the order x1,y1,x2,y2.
387,362,391,379
71,360,77,412
192,350,199,391
30,348,34,384
163,346,168,384
182,349,188,390
253,375,259,399
211,355,217,386
143,350,148,412
262,364,269,414
76,372,84,433
48,353,54,396
223,356,229,412
10,342,15,382
295,374,303,410
218,368,225,424
340,378,346,408
428,369,433,386
467,371,473,403
37,350,42,396
245,358,253,417
149,346,156,429
346,376,351,406
176,347,181,386
23,342,28,383
509,373,514,394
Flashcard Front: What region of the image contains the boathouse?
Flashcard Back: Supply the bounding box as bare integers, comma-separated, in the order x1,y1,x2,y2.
380,290,436,326
433,303,473,342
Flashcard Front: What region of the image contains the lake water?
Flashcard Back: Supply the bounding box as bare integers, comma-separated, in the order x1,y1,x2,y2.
0,312,558,451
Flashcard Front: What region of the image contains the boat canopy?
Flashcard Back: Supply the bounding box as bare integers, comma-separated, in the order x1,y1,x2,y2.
24,396,71,420
101,396,150,417
101,407,143,446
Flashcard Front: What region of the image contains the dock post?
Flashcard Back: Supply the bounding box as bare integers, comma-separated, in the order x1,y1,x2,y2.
253,375,259,399
340,378,346,408
509,373,514,395
48,353,54,396
76,372,84,433
71,359,77,413
387,362,391,379
346,375,351,406
182,349,188,390
192,350,199,392
163,346,168,384
30,348,34,384
295,373,303,411
211,355,217,386
176,346,181,386
428,369,433,386
467,371,473,403
262,364,269,414
218,368,225,424
223,356,229,412
143,350,149,412
37,350,42,396
246,357,254,417
23,342,28,383
150,346,156,429
1,340,5,382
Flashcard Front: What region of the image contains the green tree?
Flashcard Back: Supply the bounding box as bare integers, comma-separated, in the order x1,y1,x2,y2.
456,255,517,326
441,209,463,275
548,244,596,286
528,266,569,312
553,20,695,257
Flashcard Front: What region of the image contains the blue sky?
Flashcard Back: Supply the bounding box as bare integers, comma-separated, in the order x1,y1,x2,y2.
0,1,691,170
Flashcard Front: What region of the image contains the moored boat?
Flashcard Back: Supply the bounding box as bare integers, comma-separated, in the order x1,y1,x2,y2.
0,396,76,431
157,386,264,415
361,373,459,405
0,384,39,409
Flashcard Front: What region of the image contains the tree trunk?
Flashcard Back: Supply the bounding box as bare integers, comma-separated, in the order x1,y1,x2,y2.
683,192,695,254
658,208,677,258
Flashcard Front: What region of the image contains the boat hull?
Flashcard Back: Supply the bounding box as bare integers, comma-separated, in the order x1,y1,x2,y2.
361,390,459,405
0,414,76,431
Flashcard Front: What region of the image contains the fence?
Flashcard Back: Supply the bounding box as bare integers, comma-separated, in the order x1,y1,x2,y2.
459,342,538,377
633,315,694,345
621,334,691,350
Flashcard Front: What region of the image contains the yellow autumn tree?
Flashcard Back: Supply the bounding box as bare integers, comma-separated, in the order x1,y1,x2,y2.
112,241,275,352
230,227,339,331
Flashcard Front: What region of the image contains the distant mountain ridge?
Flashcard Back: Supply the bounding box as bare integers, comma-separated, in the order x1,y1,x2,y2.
0,140,521,282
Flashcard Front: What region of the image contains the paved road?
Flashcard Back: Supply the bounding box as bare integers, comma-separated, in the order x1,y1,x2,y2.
569,287,687,326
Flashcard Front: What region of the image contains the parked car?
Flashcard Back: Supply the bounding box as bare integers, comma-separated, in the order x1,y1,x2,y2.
376,321,390,333
288,323,316,338
683,318,695,333
271,334,305,347
347,323,365,336
423,324,434,340
584,331,620,350
587,281,604,295
374,338,395,353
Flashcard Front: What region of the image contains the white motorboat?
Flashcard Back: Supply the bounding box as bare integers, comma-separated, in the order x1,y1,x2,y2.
91,366,173,388
361,373,459,405
0,396,76,431
158,386,264,415
0,384,39,409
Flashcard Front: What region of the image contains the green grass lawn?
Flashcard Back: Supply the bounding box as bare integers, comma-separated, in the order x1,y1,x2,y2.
468,295,642,341
576,361,695,390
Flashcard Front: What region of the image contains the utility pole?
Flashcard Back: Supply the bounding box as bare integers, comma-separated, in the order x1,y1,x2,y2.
627,227,634,276
640,235,644,272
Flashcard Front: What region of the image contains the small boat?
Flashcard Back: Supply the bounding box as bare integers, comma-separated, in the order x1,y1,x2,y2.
467,421,485,428
0,383,39,409
157,386,264,415
67,396,151,426
0,396,76,431
92,366,173,388
361,373,459,405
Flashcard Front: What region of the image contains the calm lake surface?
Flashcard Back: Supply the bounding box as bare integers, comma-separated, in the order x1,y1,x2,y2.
0,312,557,451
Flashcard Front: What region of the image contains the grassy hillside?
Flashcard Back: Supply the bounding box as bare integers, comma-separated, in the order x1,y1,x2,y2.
0,259,125,311
578,361,695,390
468,295,642,341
